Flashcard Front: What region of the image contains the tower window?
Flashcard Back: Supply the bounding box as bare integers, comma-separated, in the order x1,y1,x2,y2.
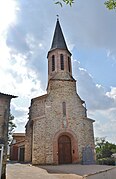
68,57,71,72
62,102,66,116
60,54,64,70
52,55,55,71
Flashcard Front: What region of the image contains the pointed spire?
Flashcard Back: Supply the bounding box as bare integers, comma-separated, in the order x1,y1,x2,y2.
50,18,69,51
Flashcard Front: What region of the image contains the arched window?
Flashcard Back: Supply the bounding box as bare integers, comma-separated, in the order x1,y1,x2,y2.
52,55,55,71
68,57,71,72
60,54,64,70
62,102,66,116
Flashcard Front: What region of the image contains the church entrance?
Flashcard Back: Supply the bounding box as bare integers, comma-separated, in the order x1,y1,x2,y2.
58,135,72,164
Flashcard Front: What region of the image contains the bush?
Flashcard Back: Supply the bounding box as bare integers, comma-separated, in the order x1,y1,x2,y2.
97,157,115,165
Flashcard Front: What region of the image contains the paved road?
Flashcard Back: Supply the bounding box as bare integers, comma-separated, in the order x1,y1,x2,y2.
6,162,79,179
6,162,116,179
39,164,115,175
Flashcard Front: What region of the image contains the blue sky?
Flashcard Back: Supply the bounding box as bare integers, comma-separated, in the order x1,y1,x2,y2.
73,47,116,87
0,0,116,143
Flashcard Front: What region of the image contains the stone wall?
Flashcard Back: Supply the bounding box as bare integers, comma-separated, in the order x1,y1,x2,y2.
83,118,95,147
0,96,10,179
30,95,47,119
12,135,25,143
0,93,16,179
0,97,10,141
48,49,72,81
25,95,48,163
31,79,95,164
32,116,46,164
25,120,33,162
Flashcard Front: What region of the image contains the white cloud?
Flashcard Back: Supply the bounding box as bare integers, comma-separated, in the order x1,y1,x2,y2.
73,60,116,143
0,50,45,130
106,87,116,99
73,60,115,110
93,108,116,143
0,0,17,34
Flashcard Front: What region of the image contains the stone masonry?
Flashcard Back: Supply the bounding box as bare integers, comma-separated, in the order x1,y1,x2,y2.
0,92,16,179
25,19,95,165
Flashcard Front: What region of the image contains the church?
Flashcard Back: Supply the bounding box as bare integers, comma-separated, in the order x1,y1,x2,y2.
25,19,95,165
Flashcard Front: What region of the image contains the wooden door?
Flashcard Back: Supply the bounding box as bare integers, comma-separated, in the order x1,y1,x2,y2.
11,146,18,161
19,147,25,162
58,135,72,164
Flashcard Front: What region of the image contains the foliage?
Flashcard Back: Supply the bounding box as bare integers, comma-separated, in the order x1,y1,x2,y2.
95,137,116,165
55,0,74,7
8,114,16,143
55,0,116,10
95,137,116,159
104,0,116,10
97,157,115,165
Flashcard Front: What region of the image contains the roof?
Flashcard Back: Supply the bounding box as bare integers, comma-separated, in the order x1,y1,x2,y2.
31,94,48,103
86,118,95,123
10,139,25,146
48,19,71,55
0,92,17,98
12,133,25,137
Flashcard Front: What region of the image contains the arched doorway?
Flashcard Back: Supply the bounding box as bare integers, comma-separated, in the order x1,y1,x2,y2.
58,135,72,164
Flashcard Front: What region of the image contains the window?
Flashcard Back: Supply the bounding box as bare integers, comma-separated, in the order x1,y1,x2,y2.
68,57,71,72
62,102,66,116
60,54,64,70
52,55,55,71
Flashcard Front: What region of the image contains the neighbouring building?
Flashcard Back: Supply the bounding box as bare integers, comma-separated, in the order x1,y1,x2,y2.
25,19,95,165
0,92,17,179
10,133,25,162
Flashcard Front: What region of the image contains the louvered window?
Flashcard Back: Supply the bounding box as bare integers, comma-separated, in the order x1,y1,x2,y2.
60,54,64,70
52,55,55,71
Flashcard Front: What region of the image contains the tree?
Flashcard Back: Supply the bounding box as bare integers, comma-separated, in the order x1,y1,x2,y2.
8,114,16,144
95,137,116,159
55,0,74,6
105,0,116,9
55,0,116,10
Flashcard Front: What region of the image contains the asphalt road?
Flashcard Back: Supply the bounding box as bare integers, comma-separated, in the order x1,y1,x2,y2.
39,164,115,175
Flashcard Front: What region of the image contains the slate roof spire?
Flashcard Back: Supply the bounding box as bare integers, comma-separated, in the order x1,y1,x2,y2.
50,18,70,53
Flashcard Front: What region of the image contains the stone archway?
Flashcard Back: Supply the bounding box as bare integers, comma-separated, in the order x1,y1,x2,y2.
53,129,79,164
58,135,72,164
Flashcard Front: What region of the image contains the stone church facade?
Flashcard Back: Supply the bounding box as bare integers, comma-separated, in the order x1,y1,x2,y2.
25,19,95,165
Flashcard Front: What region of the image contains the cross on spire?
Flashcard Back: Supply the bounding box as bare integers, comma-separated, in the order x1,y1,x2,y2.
56,15,59,21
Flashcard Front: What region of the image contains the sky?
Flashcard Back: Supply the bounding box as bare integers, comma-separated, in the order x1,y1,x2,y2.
0,0,116,143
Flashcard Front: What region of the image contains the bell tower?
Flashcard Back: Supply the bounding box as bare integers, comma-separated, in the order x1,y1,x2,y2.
47,18,73,82
25,18,95,165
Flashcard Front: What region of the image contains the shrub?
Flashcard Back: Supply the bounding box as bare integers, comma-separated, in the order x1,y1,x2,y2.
97,157,115,165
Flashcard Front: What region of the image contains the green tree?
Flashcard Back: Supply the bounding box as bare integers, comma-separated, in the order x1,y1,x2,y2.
95,137,116,159
55,0,116,10
55,0,74,6
8,114,16,144
105,0,116,9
